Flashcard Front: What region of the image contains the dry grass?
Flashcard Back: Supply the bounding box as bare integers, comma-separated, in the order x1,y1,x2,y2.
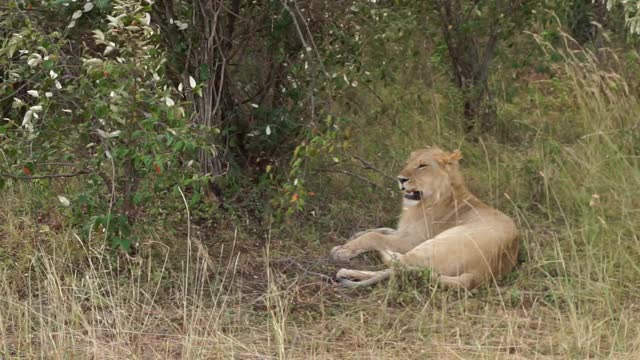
2,31,640,359
1,166,640,359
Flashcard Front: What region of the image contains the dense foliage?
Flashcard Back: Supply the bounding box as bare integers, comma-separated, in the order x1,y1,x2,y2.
0,0,637,250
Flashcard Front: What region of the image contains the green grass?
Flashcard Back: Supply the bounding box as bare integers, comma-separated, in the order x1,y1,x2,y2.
2,36,640,358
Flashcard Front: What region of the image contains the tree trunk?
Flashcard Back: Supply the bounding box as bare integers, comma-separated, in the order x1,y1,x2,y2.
433,0,525,134
153,0,242,203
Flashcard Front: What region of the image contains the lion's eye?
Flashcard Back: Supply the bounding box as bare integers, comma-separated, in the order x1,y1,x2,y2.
417,164,428,169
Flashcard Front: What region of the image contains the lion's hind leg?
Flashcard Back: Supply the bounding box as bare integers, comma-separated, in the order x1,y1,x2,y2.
336,268,393,287
438,273,476,290
378,248,477,290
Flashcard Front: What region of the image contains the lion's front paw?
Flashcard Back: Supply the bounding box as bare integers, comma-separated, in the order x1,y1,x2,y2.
350,227,396,240
330,245,359,261
378,249,401,264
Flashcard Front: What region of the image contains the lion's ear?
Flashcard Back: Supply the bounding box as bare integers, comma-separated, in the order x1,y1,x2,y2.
448,150,462,163
436,150,462,166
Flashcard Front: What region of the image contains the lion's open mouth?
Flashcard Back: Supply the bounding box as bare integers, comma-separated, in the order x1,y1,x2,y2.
404,191,422,201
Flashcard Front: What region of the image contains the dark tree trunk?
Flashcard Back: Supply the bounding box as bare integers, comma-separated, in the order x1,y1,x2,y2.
152,0,242,203
433,0,525,134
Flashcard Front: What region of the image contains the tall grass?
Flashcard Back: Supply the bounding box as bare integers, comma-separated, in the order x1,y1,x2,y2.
0,184,266,358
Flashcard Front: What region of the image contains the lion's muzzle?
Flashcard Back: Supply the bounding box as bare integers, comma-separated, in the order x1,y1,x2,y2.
397,176,409,190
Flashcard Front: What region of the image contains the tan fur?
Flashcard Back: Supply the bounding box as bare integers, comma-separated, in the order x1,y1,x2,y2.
331,147,518,290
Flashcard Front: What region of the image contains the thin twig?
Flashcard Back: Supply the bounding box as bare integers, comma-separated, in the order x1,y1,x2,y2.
315,168,390,191
362,81,385,104
0,73,39,103
37,162,79,167
0,5,52,12
177,186,214,270
344,152,396,182
1,169,90,180
275,257,336,284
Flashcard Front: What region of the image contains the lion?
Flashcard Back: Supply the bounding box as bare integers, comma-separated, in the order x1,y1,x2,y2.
330,146,518,290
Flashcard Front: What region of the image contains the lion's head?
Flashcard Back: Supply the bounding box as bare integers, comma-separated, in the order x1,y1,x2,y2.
397,147,463,207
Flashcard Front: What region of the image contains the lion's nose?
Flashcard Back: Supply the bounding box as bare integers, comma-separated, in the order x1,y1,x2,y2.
397,176,409,190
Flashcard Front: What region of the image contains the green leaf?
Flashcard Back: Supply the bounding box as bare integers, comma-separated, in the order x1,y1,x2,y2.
131,130,144,140
198,64,210,81
95,0,111,10
43,60,55,71
133,191,144,205
189,191,201,207
172,141,184,151
112,236,131,252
